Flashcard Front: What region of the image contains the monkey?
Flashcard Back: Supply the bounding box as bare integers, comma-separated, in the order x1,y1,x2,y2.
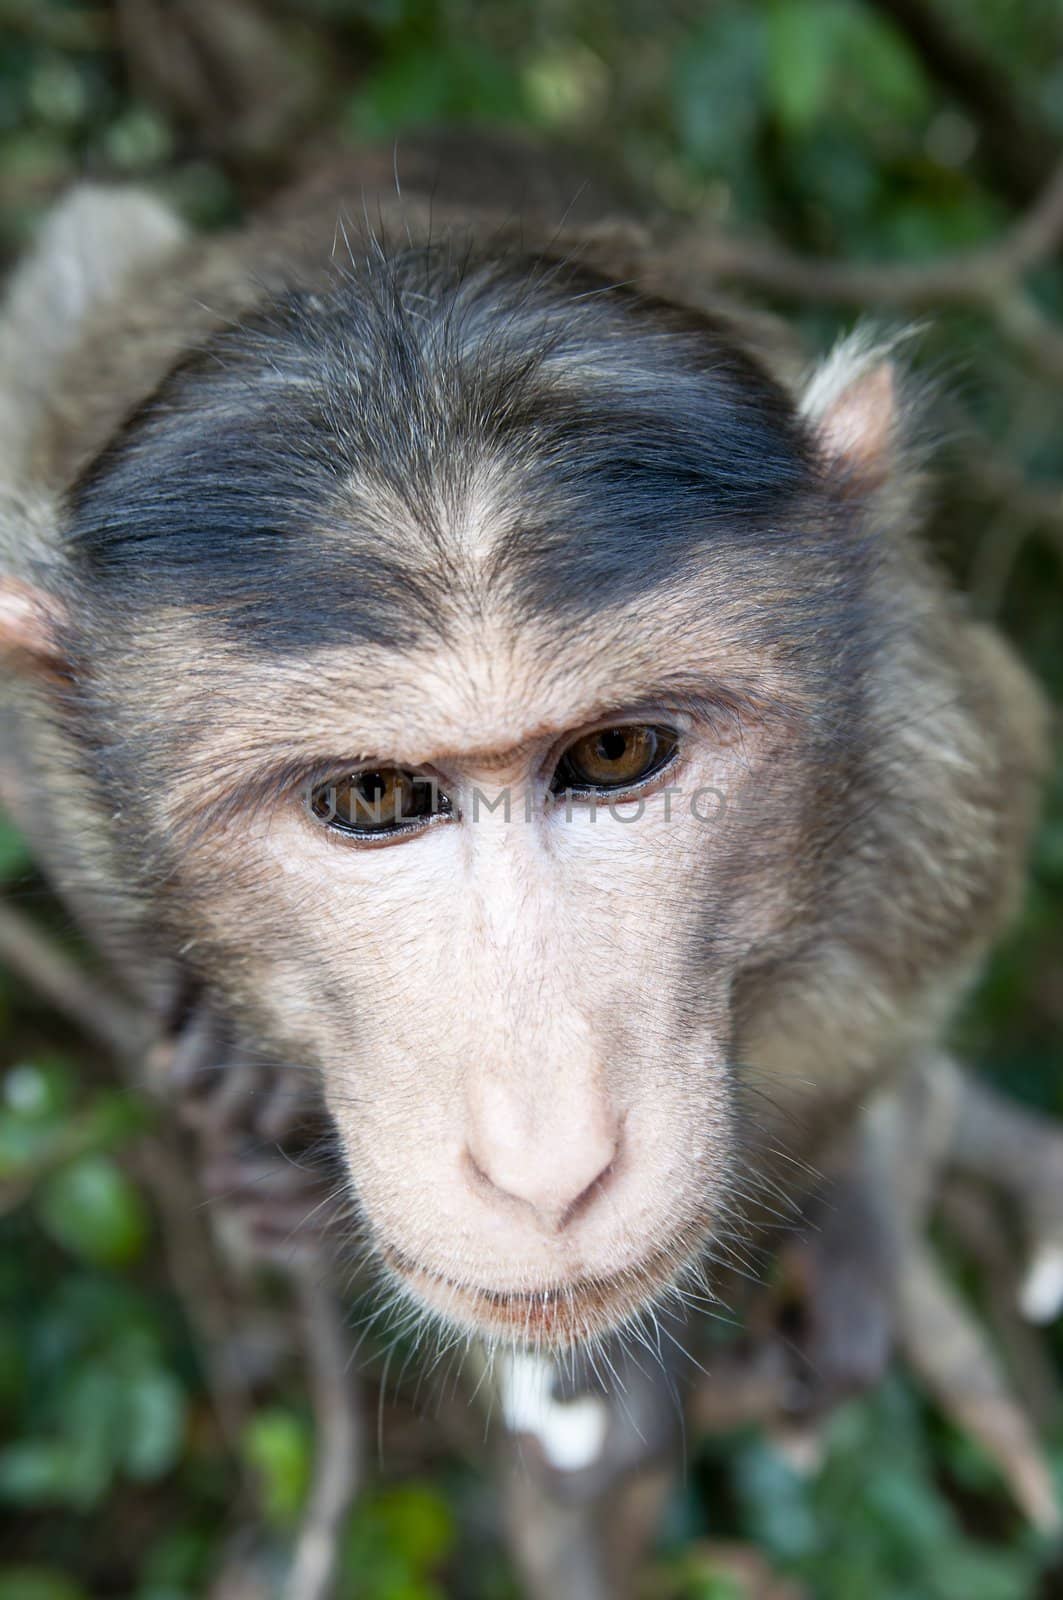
0,132,1049,1371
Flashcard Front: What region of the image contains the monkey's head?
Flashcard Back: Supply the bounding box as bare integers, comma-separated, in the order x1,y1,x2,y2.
2,210,908,1349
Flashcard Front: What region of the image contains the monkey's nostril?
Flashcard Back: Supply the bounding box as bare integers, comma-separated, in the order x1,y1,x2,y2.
557,1156,616,1229
462,1132,620,1233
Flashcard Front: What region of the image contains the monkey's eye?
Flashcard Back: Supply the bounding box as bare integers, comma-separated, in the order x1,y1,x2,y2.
308,769,452,838
551,724,679,794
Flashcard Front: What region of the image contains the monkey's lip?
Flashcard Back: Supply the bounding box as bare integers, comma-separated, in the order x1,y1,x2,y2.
379,1236,698,1345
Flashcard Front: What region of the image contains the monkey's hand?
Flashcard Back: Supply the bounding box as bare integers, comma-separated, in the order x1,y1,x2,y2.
156,997,341,1267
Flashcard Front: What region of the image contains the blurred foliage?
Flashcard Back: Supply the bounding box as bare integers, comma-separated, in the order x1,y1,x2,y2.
1,1,1062,1596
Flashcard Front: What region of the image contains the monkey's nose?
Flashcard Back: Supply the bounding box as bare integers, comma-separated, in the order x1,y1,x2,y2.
464,1082,620,1232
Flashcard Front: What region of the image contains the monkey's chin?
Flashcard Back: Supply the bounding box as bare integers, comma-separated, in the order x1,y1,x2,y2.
378,1242,691,1349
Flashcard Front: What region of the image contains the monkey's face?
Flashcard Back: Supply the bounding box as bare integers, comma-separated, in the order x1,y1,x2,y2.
111,605,815,1348
58,254,865,1348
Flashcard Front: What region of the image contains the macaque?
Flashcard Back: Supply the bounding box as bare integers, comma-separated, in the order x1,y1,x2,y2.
0,134,1048,1363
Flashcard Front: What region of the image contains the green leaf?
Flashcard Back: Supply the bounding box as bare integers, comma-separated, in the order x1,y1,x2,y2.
79,1087,153,1147
2,1059,74,1123
0,1441,90,1507
0,1570,87,1600
138,1526,214,1594
34,1154,149,1266
766,0,840,131
673,10,765,171
102,105,173,169
341,1481,455,1595
0,1324,25,1411
371,1483,455,1571
59,1364,124,1505
122,1367,185,1481
0,816,31,882
347,43,526,137
837,6,929,120
0,1111,62,1177
242,1408,312,1526
521,45,608,128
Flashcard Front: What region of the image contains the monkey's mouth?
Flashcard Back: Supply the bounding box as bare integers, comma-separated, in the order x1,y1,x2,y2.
379,1234,701,1347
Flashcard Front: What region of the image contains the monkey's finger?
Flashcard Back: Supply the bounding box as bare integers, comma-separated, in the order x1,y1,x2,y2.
161,999,229,1094
199,1153,326,1201
252,1071,326,1143
178,1060,264,1134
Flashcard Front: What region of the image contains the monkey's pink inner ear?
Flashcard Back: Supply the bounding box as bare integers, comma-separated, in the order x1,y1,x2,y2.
0,579,68,673
809,360,897,490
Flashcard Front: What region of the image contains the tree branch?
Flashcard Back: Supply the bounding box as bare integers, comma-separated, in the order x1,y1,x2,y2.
286,1262,362,1600
673,160,1063,382
897,1241,1061,1534
0,898,152,1062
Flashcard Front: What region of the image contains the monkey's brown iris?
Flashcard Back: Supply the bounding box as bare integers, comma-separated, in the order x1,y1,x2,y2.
310,769,451,836
552,725,678,794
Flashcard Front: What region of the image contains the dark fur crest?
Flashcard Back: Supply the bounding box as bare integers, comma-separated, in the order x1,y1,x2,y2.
66,249,828,653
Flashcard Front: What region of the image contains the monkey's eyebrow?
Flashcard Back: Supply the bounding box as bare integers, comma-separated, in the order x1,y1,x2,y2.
540,678,784,739
433,682,761,763
190,677,781,837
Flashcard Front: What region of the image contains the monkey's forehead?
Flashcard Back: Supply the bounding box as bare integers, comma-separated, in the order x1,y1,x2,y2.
64,248,834,653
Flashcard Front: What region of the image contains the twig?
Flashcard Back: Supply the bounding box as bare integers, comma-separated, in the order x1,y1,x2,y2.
933,1052,1063,1319
0,0,113,52
501,1460,614,1600
669,158,1063,381
938,1180,1063,1428
995,160,1063,276
0,897,151,1061
286,1261,361,1600
897,1241,1061,1534
966,459,1063,552
128,1134,256,1446
689,156,1063,298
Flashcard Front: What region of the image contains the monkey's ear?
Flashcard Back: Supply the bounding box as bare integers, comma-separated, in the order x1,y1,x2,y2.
0,185,186,477
1,185,185,377
800,335,902,493
0,188,183,673
0,577,69,678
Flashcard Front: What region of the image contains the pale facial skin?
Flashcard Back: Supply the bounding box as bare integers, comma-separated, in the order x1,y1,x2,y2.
149,595,808,1350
